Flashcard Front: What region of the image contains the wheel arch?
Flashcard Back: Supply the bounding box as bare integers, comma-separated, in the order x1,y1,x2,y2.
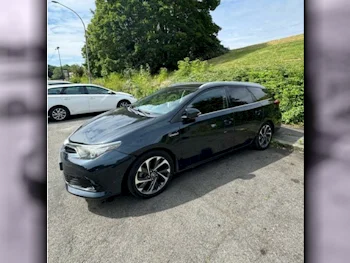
117,99,131,107
260,118,275,133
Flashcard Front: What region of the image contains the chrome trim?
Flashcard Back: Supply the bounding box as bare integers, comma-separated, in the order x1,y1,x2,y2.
168,131,179,137
198,101,263,117
64,140,122,148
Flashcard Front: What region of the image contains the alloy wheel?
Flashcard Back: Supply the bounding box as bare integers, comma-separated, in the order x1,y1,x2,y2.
134,156,171,195
52,107,67,121
119,101,130,107
258,124,272,148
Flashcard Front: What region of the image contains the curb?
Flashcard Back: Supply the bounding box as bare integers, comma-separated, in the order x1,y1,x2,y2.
271,138,304,152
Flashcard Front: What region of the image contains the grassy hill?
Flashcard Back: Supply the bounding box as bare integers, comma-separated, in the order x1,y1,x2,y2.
208,34,304,70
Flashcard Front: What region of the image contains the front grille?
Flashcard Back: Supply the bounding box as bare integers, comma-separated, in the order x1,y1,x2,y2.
65,146,76,153
64,174,95,189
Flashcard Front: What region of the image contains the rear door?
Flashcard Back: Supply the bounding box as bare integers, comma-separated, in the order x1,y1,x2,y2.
85,85,117,112
247,86,282,128
227,85,263,147
60,86,90,115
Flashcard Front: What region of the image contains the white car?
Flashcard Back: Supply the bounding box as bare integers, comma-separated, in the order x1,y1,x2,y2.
47,84,137,121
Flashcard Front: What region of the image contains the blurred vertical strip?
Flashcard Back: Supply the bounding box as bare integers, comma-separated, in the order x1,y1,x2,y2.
0,0,47,263
307,0,350,263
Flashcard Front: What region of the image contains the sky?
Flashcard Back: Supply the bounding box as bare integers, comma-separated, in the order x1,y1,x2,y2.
47,0,304,66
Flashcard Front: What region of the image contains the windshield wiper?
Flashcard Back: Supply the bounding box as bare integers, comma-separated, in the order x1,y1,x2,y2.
129,106,151,117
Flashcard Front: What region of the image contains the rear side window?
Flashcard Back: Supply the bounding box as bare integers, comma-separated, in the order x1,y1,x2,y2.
248,87,270,101
227,86,254,107
86,86,109,94
48,88,62,95
188,88,228,114
61,86,87,95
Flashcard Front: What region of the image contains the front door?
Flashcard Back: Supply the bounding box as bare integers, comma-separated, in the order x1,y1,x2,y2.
176,87,233,170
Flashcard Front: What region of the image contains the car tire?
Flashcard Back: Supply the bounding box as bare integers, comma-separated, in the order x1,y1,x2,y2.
117,100,131,108
127,150,174,199
49,106,70,121
254,122,273,150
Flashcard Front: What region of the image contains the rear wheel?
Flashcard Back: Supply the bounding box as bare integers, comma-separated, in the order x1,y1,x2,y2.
117,100,131,108
127,150,174,199
254,122,273,150
49,106,70,121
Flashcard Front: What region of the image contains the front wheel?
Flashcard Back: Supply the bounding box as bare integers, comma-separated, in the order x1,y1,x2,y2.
117,100,131,108
254,122,273,150
127,151,174,199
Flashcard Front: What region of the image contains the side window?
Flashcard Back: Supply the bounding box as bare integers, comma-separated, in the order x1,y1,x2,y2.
61,86,87,95
48,88,62,95
188,88,227,114
227,86,254,107
247,87,270,101
86,86,109,94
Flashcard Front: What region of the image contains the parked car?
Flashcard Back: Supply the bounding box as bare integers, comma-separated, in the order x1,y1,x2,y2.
47,80,71,85
48,83,137,121
59,81,282,199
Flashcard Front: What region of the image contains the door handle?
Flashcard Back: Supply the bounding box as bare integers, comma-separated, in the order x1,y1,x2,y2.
224,119,233,125
63,98,70,100
211,124,217,128
168,131,179,137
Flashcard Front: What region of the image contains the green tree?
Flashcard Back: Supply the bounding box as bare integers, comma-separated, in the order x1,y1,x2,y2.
69,64,85,78
83,0,227,76
51,67,64,80
48,64,56,79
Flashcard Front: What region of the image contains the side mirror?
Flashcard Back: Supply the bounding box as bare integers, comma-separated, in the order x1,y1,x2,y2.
108,91,115,95
182,108,201,121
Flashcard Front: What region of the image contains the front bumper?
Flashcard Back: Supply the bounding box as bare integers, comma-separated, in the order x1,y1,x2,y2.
59,145,136,199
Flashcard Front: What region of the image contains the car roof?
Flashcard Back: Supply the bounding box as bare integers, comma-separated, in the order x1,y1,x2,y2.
169,81,265,90
48,80,71,83
47,83,101,89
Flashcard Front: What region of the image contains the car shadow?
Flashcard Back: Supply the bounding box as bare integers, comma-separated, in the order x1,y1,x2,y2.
86,146,292,218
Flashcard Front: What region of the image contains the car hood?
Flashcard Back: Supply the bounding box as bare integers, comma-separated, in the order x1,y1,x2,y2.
69,108,156,144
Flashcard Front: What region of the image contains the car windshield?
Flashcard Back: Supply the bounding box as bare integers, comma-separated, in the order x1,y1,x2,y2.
131,87,197,115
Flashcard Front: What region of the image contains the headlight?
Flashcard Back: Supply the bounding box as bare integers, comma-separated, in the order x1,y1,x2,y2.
65,141,122,160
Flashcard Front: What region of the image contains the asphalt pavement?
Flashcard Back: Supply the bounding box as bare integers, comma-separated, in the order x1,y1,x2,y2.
48,114,304,263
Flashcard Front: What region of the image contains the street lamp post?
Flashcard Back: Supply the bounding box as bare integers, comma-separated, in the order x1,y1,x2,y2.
55,47,64,80
52,1,91,83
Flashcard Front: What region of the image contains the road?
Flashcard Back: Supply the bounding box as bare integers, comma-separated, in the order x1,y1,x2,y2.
48,115,304,263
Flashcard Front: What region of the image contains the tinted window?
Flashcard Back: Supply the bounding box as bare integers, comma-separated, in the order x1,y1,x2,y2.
86,86,109,94
61,86,86,95
188,88,227,114
227,86,254,107
48,88,62,95
48,82,68,85
248,87,270,101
